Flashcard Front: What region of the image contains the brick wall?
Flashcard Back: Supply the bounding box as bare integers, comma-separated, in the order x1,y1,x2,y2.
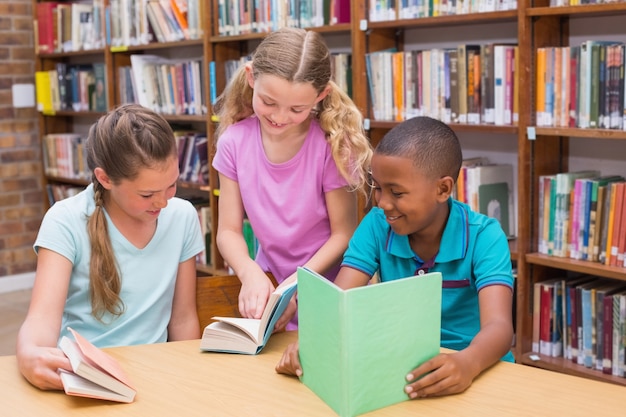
0,2,42,277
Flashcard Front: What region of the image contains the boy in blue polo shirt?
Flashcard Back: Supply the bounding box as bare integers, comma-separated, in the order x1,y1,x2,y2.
276,116,515,399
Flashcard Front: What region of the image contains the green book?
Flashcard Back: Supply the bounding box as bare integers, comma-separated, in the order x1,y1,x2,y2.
478,182,511,237
298,267,442,417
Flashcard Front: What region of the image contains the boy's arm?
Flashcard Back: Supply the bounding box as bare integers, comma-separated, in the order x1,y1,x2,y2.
275,266,372,376
404,284,513,398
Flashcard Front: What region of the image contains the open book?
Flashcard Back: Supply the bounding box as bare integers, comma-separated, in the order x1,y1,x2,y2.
298,267,442,417
58,327,136,403
200,279,298,354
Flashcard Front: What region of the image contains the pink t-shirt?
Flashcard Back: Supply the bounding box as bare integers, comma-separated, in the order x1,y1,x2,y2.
213,116,347,286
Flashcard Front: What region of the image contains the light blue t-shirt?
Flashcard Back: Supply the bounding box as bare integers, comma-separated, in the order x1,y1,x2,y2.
34,184,204,348
342,199,515,361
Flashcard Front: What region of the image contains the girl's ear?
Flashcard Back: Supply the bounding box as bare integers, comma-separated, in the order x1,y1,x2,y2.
94,167,113,190
437,176,455,202
315,84,332,104
245,64,255,89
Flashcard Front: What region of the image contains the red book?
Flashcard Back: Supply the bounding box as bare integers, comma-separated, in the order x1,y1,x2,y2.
332,0,350,24
616,183,626,267
569,46,579,127
36,2,59,54
539,280,556,356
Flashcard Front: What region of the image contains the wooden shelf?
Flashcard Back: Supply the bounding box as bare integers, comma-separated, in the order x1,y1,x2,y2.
526,253,626,281
369,120,519,135
366,10,517,29
532,127,626,140
526,3,626,17
518,352,626,386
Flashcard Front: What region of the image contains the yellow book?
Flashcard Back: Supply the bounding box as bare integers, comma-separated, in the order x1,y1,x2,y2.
536,48,546,126
35,70,54,114
604,182,620,265
392,52,405,121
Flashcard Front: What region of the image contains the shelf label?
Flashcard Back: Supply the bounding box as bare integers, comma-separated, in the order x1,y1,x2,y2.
363,118,370,130
110,46,129,53
360,20,368,31
526,126,536,140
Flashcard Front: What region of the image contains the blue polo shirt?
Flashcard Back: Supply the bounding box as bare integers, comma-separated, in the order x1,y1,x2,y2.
342,198,514,361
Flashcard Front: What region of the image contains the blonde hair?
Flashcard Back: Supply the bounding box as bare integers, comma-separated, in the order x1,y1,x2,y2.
214,28,372,192
85,104,177,321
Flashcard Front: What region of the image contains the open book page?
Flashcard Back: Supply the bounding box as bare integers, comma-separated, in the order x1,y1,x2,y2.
210,317,262,343
211,279,298,344
58,369,134,403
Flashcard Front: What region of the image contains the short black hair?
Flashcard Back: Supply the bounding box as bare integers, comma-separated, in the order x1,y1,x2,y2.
375,116,462,181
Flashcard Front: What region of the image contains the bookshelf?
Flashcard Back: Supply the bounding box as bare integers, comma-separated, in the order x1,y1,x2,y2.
33,0,218,275
515,1,626,386
32,0,626,385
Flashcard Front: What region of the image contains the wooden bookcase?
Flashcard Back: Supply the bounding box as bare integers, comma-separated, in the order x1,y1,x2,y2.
515,1,626,386
33,0,626,385
32,0,220,276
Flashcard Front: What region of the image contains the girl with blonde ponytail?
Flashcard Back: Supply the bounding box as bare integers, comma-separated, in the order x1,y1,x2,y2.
213,28,372,330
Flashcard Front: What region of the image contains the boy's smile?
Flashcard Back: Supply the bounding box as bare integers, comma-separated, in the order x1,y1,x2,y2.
370,154,450,241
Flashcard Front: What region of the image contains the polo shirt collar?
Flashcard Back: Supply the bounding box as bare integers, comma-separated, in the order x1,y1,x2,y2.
384,198,469,262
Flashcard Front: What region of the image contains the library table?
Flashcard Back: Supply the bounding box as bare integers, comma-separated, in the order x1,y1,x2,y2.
0,331,622,416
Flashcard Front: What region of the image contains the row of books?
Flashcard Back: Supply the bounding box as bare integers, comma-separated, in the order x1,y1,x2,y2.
368,0,517,21
175,131,209,185
550,0,626,6
35,0,202,53
46,184,86,206
538,171,626,268
533,275,626,377
127,55,206,116
366,44,518,125
42,133,90,181
141,0,203,44
35,63,107,114
536,41,626,130
455,158,516,238
217,0,350,36
35,0,106,54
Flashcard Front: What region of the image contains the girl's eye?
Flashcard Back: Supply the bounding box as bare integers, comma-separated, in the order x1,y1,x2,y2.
292,108,304,114
140,194,153,199
262,100,275,106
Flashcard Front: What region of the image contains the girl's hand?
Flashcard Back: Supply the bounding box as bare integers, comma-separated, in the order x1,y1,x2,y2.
238,273,275,319
404,351,479,398
17,346,72,391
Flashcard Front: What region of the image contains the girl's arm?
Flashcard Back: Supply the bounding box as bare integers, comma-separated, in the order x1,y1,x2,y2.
216,173,274,319
16,248,73,390
168,256,201,340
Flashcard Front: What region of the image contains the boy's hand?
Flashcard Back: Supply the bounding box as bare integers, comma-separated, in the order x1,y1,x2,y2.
275,341,302,377
273,295,297,332
404,351,479,398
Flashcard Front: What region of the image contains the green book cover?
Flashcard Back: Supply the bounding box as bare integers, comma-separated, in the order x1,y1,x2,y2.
298,267,442,417
478,182,510,237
